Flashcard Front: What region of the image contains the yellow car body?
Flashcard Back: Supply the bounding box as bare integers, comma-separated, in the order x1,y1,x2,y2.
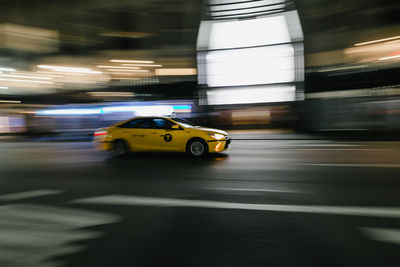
93,117,230,156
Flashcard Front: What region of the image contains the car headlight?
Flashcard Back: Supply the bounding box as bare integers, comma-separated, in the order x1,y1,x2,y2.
208,133,225,140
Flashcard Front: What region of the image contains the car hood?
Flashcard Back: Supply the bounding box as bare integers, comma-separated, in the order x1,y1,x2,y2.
195,127,228,136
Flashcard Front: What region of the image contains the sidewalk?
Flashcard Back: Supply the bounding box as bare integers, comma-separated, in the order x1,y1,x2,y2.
227,129,400,141
227,129,324,140
0,136,25,142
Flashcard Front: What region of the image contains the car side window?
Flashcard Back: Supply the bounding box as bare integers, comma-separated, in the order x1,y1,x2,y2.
120,118,153,129
152,119,175,129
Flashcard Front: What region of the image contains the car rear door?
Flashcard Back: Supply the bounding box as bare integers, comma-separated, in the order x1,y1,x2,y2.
117,118,157,151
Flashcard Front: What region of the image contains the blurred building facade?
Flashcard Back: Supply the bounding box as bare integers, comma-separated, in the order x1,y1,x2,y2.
1,0,400,133
298,0,400,131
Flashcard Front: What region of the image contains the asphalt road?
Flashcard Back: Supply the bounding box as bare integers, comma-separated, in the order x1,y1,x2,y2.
0,138,400,267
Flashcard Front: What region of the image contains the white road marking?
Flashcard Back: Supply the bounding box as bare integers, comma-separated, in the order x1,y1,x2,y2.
0,204,121,266
232,143,365,149
0,189,63,201
293,148,386,151
296,163,400,168
0,204,120,228
0,228,101,247
291,144,365,147
0,245,81,266
73,195,400,218
360,227,400,245
212,188,304,194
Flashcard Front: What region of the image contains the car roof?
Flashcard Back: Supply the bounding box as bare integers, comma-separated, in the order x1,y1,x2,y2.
131,116,172,119
113,116,176,127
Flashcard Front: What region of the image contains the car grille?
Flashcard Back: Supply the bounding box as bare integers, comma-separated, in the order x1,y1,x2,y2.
224,138,231,149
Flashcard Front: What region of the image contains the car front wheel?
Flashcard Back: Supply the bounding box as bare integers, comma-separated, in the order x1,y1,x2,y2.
188,139,207,157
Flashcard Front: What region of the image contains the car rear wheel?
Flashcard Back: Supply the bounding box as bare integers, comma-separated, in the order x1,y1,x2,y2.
111,140,129,157
188,139,207,157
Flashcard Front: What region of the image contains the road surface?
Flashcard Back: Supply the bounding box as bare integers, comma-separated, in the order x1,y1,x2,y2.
0,138,399,267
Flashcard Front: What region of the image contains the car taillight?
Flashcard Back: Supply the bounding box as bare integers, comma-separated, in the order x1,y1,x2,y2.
94,131,107,137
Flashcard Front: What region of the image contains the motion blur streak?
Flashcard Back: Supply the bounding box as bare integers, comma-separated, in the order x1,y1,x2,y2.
0,67,16,72
96,65,141,69
0,100,20,103
0,189,63,201
36,108,101,115
360,228,400,245
0,74,52,80
0,204,120,267
0,78,53,84
355,35,400,46
155,68,197,76
122,64,162,67
37,65,91,72
379,55,400,61
110,60,154,64
2,0,400,266
106,69,148,72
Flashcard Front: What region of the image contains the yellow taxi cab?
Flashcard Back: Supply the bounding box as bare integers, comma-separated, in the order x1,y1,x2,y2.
93,116,230,157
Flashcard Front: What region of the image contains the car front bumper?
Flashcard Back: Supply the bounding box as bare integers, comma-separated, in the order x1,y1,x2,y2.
207,138,231,153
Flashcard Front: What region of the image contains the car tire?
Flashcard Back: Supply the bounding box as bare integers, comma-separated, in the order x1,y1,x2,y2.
187,139,208,157
111,140,129,157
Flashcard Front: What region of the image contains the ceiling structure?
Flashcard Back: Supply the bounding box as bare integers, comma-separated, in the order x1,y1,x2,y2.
0,0,400,98
0,0,201,97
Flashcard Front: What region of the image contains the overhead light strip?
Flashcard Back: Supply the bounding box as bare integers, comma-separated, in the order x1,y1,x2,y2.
355,35,400,46
37,71,85,76
38,65,90,71
37,65,102,74
0,78,53,84
0,74,51,80
209,2,286,13
0,67,16,72
0,100,21,103
211,7,285,18
106,69,149,72
110,59,154,64
378,55,400,61
97,65,140,69
122,64,162,67
208,0,268,7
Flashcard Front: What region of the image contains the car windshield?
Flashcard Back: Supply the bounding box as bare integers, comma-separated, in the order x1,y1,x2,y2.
172,118,198,128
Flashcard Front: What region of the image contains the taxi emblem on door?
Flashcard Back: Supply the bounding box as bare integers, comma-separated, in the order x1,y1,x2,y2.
164,134,172,142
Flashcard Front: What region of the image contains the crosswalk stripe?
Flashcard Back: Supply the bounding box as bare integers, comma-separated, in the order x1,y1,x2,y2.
0,189,63,201
0,245,83,265
360,227,400,245
0,228,101,247
0,204,121,267
0,204,120,228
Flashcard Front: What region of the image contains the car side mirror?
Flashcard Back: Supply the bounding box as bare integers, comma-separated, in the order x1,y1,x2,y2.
171,125,182,130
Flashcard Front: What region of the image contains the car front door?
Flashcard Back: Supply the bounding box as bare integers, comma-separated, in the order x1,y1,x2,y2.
152,118,188,152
